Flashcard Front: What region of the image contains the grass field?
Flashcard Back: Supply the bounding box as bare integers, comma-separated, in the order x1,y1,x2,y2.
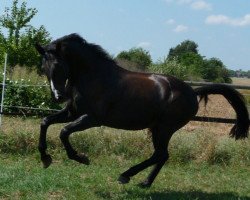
0,154,249,200
0,117,249,200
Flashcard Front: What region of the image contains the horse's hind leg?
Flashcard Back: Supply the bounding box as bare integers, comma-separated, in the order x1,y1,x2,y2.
118,125,173,186
138,126,175,188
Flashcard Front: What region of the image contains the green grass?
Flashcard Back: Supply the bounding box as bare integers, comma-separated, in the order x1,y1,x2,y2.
0,154,249,200
0,117,249,199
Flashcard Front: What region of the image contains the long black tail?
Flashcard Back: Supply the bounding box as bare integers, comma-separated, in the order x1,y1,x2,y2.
194,84,249,140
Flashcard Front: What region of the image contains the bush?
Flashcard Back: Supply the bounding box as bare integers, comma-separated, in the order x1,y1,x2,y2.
0,79,61,116
116,47,152,71
149,59,202,81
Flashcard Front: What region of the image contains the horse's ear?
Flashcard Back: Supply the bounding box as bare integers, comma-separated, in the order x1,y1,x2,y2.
35,43,45,55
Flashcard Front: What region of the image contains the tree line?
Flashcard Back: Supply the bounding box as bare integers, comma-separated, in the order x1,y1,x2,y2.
1,0,247,84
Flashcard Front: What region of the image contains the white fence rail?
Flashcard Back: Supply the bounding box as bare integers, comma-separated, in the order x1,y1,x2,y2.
0,53,8,125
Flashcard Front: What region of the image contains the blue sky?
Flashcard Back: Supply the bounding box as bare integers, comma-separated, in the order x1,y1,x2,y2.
1,0,250,70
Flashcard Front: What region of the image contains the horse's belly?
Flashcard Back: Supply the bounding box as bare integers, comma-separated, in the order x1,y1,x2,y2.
103,106,159,130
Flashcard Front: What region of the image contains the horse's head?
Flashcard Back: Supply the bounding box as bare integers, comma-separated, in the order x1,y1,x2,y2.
35,43,69,103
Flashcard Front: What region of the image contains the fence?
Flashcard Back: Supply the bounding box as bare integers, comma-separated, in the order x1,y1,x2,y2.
0,54,60,125
0,54,250,125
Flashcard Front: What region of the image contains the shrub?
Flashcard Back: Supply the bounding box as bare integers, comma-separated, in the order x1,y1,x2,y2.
116,47,152,71
149,59,202,81
0,79,61,116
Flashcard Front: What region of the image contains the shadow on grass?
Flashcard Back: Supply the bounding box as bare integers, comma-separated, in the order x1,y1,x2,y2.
96,189,250,200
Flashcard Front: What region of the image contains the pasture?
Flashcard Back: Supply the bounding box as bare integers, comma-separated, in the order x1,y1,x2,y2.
0,112,249,199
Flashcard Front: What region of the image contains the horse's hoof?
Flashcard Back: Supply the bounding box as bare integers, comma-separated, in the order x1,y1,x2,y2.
42,154,52,168
118,175,130,184
76,153,90,165
138,180,152,188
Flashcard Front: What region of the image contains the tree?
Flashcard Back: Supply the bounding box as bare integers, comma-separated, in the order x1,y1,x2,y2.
178,52,204,78
165,40,204,80
116,47,152,71
228,69,237,77
168,40,198,60
164,40,232,83
0,0,51,69
202,58,232,83
0,29,5,63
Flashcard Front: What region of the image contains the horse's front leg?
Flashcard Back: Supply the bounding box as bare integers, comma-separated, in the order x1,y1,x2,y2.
59,114,99,164
39,107,74,168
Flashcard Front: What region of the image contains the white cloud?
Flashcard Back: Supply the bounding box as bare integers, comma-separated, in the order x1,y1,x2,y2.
165,0,212,11
165,0,174,3
176,0,192,5
191,0,212,11
165,0,192,4
166,19,175,25
137,42,151,48
173,25,189,32
206,14,250,27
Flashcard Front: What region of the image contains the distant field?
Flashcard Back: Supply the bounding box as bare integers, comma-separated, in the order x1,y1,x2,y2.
232,77,250,85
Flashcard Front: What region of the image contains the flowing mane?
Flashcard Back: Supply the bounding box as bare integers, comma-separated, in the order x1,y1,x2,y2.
51,33,116,65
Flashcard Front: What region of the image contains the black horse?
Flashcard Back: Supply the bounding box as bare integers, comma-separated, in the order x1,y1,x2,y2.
35,33,249,187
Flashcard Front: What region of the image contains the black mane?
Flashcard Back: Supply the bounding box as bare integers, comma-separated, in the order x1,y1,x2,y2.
52,33,86,46
52,33,116,64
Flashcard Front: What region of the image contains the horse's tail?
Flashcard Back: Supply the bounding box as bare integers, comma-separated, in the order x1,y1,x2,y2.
194,84,249,140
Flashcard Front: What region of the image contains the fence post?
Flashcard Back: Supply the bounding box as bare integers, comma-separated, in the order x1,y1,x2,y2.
0,53,8,126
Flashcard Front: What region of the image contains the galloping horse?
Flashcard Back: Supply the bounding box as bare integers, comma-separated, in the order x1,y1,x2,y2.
35,34,249,187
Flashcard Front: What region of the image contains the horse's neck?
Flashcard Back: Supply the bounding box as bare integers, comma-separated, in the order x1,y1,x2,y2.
91,61,127,79
70,61,124,87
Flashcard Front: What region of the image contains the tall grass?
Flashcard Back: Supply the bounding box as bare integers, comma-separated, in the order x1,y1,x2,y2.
0,117,249,167
0,118,249,199
6,66,47,84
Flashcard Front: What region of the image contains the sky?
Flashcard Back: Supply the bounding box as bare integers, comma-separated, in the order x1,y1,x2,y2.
1,0,250,71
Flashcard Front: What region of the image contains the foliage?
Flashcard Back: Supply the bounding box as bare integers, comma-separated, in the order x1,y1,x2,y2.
159,40,232,83
0,79,61,116
149,59,192,80
0,0,51,69
168,40,199,60
116,47,152,71
178,52,204,78
229,69,250,78
202,58,232,83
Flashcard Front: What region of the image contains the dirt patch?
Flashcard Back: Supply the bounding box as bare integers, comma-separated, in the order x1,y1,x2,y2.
183,95,236,137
